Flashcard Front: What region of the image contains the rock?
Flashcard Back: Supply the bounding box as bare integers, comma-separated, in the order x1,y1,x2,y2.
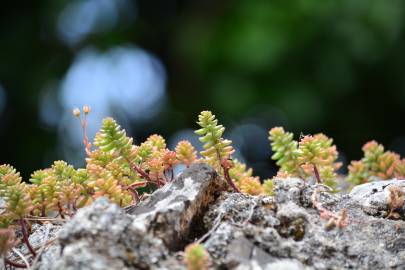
37,198,168,270
276,202,308,241
35,163,223,270
226,235,273,268
350,179,405,217
273,178,305,205
263,259,311,270
12,165,405,270
128,163,226,250
202,178,405,269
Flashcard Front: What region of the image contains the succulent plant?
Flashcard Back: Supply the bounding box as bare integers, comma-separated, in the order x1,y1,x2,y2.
195,111,240,192
263,179,274,196
175,140,198,167
183,243,210,270
239,176,264,195
10,110,393,267
347,140,405,186
269,127,299,174
228,159,267,196
195,111,234,168
94,117,133,159
269,127,340,188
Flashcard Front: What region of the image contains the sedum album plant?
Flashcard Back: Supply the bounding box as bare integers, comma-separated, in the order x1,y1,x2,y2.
269,127,341,189
183,243,210,270
195,111,240,192
0,108,272,268
195,111,272,194
175,140,198,167
347,140,405,186
3,107,405,268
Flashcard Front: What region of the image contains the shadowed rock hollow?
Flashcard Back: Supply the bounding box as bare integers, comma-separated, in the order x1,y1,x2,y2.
10,164,405,270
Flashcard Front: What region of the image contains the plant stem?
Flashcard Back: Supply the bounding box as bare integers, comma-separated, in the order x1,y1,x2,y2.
57,202,65,219
126,158,153,183
313,164,321,184
41,204,45,217
215,149,240,193
5,258,27,269
127,187,140,204
81,114,91,156
223,163,240,193
19,219,36,257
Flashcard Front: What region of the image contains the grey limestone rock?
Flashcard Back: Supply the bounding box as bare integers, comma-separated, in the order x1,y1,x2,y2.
350,179,405,217
7,165,405,270
35,163,224,270
128,163,227,250
202,178,405,269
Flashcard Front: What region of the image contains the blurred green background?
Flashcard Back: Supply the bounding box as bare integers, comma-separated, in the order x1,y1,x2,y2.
1,0,405,179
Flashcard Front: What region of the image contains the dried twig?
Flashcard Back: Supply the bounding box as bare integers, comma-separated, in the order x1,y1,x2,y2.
24,217,67,223
5,257,27,269
11,248,30,268
196,213,224,244
311,185,349,230
243,200,258,225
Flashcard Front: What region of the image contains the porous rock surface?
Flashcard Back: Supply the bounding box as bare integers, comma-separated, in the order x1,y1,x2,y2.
14,165,405,269
35,164,226,270
202,179,405,269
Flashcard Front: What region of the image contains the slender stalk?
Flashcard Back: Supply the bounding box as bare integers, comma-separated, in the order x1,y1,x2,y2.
128,181,148,189
19,219,36,257
127,187,140,204
126,158,153,183
313,164,321,184
215,149,240,193
81,114,91,156
11,248,30,268
40,204,45,217
57,202,65,219
4,258,27,269
163,168,174,182
223,164,240,193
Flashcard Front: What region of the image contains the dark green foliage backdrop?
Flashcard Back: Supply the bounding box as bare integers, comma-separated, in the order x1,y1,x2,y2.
1,0,405,179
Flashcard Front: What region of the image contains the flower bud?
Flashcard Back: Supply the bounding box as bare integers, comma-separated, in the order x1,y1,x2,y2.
83,105,91,115
73,108,81,117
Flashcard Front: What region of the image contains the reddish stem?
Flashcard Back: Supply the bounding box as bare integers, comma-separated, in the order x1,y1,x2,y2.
57,202,65,219
41,203,46,217
223,164,240,193
19,219,36,257
4,258,27,269
80,114,91,156
127,187,140,204
313,164,321,184
127,159,153,183
163,168,174,183
128,181,148,188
